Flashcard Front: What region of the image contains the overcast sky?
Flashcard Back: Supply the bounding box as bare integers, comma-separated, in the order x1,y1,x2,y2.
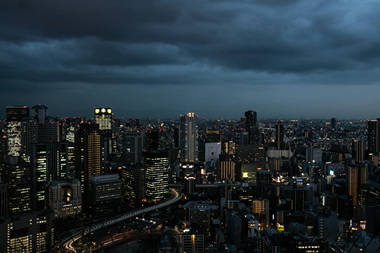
1,0,380,120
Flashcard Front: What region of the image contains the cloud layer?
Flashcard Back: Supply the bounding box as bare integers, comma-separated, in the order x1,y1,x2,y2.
1,0,380,118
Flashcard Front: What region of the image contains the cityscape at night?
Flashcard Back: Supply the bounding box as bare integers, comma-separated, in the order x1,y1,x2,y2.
1,0,380,252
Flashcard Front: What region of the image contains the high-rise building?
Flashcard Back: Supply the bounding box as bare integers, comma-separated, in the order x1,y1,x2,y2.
205,142,221,163
0,180,7,217
218,154,235,180
245,110,259,144
284,187,313,212
180,112,198,163
252,199,270,226
75,123,104,207
346,165,367,206
1,156,33,215
5,106,29,157
331,117,336,129
143,151,169,201
179,230,205,253
275,121,284,150
121,165,145,205
21,105,59,162
64,117,84,143
145,128,166,151
368,119,380,154
122,132,143,165
94,108,113,137
352,140,364,163
237,145,265,167
32,142,69,210
0,210,55,253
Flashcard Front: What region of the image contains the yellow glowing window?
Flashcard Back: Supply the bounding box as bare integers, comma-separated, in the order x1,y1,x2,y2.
107,109,112,114
243,172,248,178
101,108,106,113
95,109,100,114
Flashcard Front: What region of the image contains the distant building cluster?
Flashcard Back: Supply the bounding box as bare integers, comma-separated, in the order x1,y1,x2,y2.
1,106,380,252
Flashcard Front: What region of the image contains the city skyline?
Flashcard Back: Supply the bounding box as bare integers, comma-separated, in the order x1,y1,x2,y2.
1,0,380,119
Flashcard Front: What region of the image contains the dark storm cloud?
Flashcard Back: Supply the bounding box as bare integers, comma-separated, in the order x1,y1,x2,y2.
1,0,380,90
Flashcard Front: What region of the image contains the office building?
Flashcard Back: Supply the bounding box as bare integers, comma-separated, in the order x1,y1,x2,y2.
122,132,143,165
21,105,59,162
284,187,313,212
352,140,364,164
143,151,169,201
121,165,145,205
32,142,69,210
346,165,367,206
94,108,112,137
331,117,336,129
1,156,32,214
205,142,221,163
217,154,236,181
5,106,29,156
275,121,284,150
179,112,198,163
179,230,205,253
305,146,322,163
368,118,380,154
90,174,121,214
45,179,82,218
0,210,55,253
145,128,167,152
64,117,84,143
252,199,270,226
0,180,7,217
224,130,248,145
182,201,218,230
245,110,259,144
75,123,104,206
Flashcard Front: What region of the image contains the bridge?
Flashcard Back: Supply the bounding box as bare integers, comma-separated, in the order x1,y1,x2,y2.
60,188,182,252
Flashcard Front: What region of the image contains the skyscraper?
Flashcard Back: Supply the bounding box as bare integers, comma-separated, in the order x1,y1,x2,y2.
94,108,112,137
275,121,284,150
21,105,59,162
346,165,367,206
143,151,169,201
5,106,29,157
75,123,104,206
368,118,380,154
331,117,336,129
122,132,143,165
1,156,32,215
245,110,259,144
32,142,69,210
352,140,364,163
180,112,198,163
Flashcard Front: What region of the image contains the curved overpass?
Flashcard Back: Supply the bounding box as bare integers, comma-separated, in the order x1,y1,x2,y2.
62,188,181,252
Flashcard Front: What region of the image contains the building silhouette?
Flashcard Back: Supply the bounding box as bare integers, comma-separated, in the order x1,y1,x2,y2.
180,112,198,162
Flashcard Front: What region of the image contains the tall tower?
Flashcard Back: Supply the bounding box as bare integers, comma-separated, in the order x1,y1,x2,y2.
32,142,69,210
75,123,104,206
331,117,336,129
94,108,112,137
5,106,29,157
346,165,367,206
1,156,33,215
180,112,198,163
245,110,259,144
21,105,59,162
368,119,380,154
275,121,284,150
143,151,169,201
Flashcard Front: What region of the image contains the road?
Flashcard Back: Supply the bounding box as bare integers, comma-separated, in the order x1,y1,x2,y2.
60,188,181,252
